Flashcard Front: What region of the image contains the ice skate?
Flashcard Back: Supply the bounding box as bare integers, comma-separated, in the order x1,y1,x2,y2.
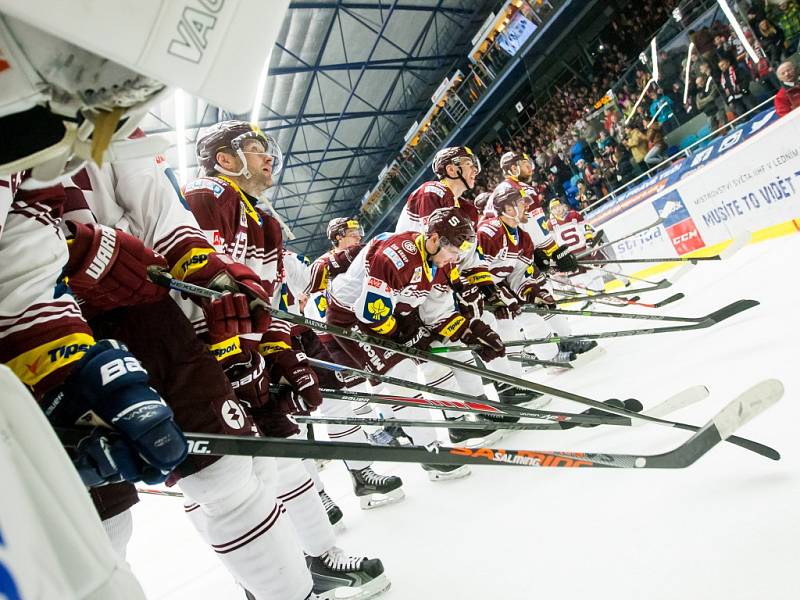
307,547,390,600
367,425,411,447
447,415,505,447
349,467,405,509
421,463,471,482
319,490,344,527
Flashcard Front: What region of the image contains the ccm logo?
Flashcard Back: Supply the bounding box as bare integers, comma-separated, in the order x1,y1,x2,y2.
188,439,211,454
672,231,698,244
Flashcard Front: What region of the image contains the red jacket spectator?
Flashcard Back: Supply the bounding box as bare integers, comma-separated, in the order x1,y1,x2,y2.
775,84,800,116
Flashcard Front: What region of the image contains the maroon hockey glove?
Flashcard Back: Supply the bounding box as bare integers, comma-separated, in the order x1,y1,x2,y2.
486,283,522,321
394,312,435,349
455,284,485,320
519,274,556,309
65,221,169,309
182,251,272,335
461,319,506,362
270,351,323,413
222,348,270,408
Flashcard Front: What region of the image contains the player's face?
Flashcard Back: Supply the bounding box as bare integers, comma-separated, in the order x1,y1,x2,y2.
515,199,529,223
458,159,479,189
518,159,533,181
338,229,362,249
241,139,275,192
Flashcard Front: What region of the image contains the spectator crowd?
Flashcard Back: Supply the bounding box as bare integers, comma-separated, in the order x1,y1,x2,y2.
472,0,797,212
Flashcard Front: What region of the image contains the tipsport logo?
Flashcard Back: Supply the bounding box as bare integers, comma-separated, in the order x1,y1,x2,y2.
653,191,704,255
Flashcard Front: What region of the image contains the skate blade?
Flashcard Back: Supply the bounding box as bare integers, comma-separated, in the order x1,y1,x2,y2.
426,465,471,482
316,574,392,600
358,488,405,510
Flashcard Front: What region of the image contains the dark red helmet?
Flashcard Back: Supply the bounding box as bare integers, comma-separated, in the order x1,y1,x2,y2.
491,187,526,215
431,146,481,178
425,207,476,253
500,150,531,174
326,217,364,244
473,191,492,213
196,120,283,177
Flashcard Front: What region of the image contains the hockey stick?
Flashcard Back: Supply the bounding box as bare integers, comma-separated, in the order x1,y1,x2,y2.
148,271,778,460
298,385,709,431
554,279,671,305
550,276,684,308
54,380,782,468
316,383,632,426
438,300,759,354
575,216,665,258
310,359,544,412
448,299,759,348
518,305,727,323
577,255,722,265
505,354,574,368
586,265,659,286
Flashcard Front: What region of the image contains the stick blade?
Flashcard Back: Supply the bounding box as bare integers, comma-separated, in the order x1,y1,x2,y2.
636,385,710,424
712,379,783,441
653,293,684,308
706,299,759,324
719,231,752,260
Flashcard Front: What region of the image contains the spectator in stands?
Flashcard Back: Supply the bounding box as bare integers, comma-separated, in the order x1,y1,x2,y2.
758,19,787,66
569,133,590,166
769,0,800,53
775,60,800,116
596,128,617,157
690,26,718,69
695,74,726,132
623,123,649,168
658,50,682,89
718,55,756,116
648,87,675,131
644,122,667,167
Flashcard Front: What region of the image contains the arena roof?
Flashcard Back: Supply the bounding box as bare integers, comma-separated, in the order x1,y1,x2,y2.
143,0,493,257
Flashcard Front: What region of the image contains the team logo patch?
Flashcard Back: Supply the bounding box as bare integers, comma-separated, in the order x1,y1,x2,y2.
410,266,423,284
424,184,445,198
221,399,247,430
185,179,225,197
364,292,392,322
402,240,417,255
315,294,328,316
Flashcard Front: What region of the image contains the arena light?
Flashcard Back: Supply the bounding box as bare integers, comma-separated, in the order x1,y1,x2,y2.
683,42,695,105
250,53,271,124
716,0,760,63
173,89,188,186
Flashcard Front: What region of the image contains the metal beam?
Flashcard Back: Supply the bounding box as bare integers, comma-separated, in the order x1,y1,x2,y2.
288,2,472,14
269,54,460,75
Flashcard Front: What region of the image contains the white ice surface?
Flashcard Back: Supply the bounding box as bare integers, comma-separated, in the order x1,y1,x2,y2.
128,233,800,600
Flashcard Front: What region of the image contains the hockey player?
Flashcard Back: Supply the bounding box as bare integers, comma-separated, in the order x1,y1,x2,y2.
478,188,581,365
494,151,578,273
186,121,390,597
328,207,506,479
304,217,365,321
494,153,597,357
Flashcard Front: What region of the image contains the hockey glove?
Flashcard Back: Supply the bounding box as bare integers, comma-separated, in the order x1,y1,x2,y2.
180,251,272,335
223,349,270,408
270,351,323,413
74,429,170,486
461,320,506,362
394,312,435,349
553,246,578,272
485,283,522,320
42,340,188,485
65,221,169,310
533,248,550,272
456,284,487,320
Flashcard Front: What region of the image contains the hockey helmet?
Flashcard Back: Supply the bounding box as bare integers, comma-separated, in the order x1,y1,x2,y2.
491,187,526,216
473,191,492,214
196,121,283,178
425,207,476,257
431,146,481,179
500,151,532,176
549,197,568,218
326,217,363,244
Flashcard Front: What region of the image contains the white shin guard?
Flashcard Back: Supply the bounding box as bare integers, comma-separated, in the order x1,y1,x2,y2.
179,456,312,600
101,509,133,563
271,457,336,558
